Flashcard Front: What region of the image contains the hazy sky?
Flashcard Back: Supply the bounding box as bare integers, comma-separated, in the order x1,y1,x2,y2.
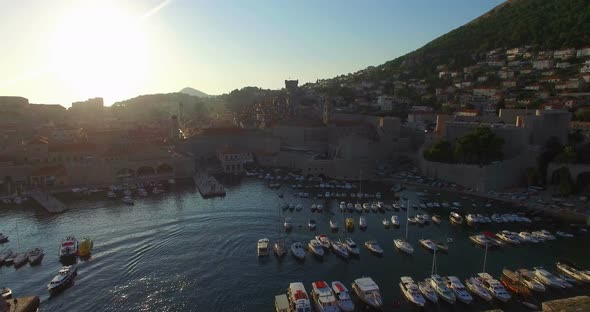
0,0,503,106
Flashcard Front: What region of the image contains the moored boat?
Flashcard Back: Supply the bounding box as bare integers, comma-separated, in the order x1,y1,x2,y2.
287,282,311,312
359,216,367,229
465,277,492,302
344,238,360,256
1,287,12,299
78,238,93,257
308,239,324,258
28,247,44,265
310,280,340,312
331,281,354,312
364,240,384,256
533,267,572,289
47,265,78,295
274,239,287,257
59,236,79,263
478,272,511,302
419,239,438,252
257,238,269,256
351,277,383,309
556,261,590,283
428,275,456,304
417,280,437,303
331,240,349,259
291,241,306,260
449,212,463,225
315,235,331,249
401,276,427,307
394,239,414,254
308,219,317,231
445,276,473,304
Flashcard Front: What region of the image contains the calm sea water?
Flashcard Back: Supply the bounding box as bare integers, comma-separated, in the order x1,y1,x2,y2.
1,178,589,312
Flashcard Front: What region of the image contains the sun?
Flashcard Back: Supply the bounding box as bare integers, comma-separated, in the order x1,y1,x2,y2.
49,2,150,103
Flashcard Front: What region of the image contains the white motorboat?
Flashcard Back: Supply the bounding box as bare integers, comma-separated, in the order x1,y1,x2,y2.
364,240,384,255
354,204,362,213
362,203,370,212
315,235,331,249
311,280,340,312
59,236,79,263
394,239,414,254
445,276,473,304
351,277,383,309
478,273,511,302
382,219,390,228
449,212,463,225
308,239,324,258
556,231,574,238
417,280,438,303
469,235,492,247
466,214,479,225
344,238,360,256
329,220,338,231
308,219,317,231
274,239,287,257
428,275,456,304
400,277,427,307
359,216,367,229
47,265,78,295
556,261,590,283
1,287,12,299
346,203,354,211
533,267,572,289
316,203,322,211
407,216,417,224
290,241,306,260
257,238,269,256
295,204,303,211
393,203,401,210
331,281,355,312
284,218,293,231
370,203,378,212
532,230,556,241
415,215,425,225
496,231,520,245
391,215,400,226
339,202,346,211
431,215,442,224
518,232,540,243
288,282,311,312
465,277,493,302
28,247,44,265
331,240,349,259
122,196,134,205
515,269,546,292
419,239,438,252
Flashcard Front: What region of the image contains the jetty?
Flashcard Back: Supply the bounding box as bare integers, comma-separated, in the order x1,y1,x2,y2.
0,296,40,312
193,172,226,198
29,189,67,213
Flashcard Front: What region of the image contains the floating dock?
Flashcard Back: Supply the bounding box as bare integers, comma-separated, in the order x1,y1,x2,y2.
29,189,67,213
193,172,226,198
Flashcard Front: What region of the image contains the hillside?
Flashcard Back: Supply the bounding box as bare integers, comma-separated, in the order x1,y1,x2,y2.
180,87,210,98
333,0,590,82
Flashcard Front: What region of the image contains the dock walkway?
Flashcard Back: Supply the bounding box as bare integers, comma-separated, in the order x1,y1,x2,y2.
29,189,67,213
193,172,225,198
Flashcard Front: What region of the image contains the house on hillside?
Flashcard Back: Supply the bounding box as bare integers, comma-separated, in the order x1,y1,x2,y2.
533,59,555,70
577,47,590,58
553,48,576,60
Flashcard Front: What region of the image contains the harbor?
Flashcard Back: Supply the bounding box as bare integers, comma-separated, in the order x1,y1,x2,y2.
0,174,589,311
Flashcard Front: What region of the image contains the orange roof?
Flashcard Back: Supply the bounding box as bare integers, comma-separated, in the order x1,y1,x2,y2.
30,165,67,177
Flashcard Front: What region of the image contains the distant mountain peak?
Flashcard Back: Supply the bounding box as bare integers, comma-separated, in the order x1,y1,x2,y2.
180,87,209,98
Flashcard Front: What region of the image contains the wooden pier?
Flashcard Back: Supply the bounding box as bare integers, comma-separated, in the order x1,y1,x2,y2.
29,189,67,213
193,172,226,198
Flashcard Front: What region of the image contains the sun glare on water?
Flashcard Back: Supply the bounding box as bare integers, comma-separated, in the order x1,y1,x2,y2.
49,2,151,103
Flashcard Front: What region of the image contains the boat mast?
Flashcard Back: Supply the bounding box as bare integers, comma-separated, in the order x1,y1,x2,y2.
482,243,488,273
431,248,437,275
15,221,19,252
405,199,410,239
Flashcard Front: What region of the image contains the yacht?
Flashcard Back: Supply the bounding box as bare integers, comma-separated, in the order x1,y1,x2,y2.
417,280,438,303
428,275,456,304
308,239,324,258
445,276,473,304
394,239,414,254
400,277,427,307
291,241,306,260
518,232,540,243
496,231,520,245
284,218,293,231
329,220,338,231
478,273,511,302
28,248,44,265
122,196,134,205
515,269,546,292
364,240,384,255
419,239,438,252
533,267,572,289
13,252,29,268
382,219,390,228
59,236,79,263
331,240,349,259
310,281,340,312
274,239,287,257
47,265,78,295
308,219,317,231
449,212,463,225
532,230,556,241
391,215,400,226
287,282,312,312
331,281,354,312
344,238,360,256
431,215,442,224
257,238,269,256
556,261,590,283
315,235,331,249
359,216,367,229
465,277,493,302
345,218,354,231
351,277,383,309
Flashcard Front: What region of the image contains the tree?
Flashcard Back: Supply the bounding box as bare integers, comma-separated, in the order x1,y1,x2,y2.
454,127,505,166
556,146,577,164
423,140,454,163
556,166,574,196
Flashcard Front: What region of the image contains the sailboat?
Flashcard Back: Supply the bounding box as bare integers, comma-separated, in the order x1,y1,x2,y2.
426,249,456,304
394,199,414,254
274,204,287,257
12,222,28,268
468,243,511,302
